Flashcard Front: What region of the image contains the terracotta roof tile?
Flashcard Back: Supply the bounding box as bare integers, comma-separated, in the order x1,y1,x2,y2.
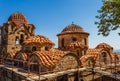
14,51,27,61
87,48,102,56
5,51,17,59
23,35,55,46
61,24,84,33
8,12,28,26
96,42,113,50
31,49,67,68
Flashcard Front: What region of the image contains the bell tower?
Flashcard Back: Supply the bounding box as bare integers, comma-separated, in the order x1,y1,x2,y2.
1,12,35,56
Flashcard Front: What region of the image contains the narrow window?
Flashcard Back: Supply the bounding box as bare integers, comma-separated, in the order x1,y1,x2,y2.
72,37,77,42
20,34,24,44
61,38,64,48
84,38,87,45
45,47,49,51
16,37,19,44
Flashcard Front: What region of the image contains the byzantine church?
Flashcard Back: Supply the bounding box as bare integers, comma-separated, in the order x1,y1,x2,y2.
0,12,119,75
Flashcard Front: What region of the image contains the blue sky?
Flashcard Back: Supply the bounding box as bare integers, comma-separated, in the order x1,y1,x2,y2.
0,0,120,49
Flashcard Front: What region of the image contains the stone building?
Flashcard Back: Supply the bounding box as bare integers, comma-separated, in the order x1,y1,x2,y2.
0,12,120,81
0,12,35,56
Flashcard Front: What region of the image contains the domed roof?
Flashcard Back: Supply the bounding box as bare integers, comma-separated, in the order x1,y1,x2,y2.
96,43,113,50
61,24,84,33
8,12,28,25
23,35,55,46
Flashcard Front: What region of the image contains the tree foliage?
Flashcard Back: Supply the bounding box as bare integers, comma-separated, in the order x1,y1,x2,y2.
95,0,120,36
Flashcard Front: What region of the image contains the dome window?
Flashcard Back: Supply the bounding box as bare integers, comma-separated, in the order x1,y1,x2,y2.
20,34,24,44
45,46,49,51
61,38,64,48
72,38,77,42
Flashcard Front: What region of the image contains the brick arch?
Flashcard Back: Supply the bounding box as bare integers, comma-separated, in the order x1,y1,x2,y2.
54,53,80,72
96,49,112,66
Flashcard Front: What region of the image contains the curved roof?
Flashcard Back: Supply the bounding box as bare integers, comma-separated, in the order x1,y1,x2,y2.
8,12,28,25
62,24,84,33
23,35,55,46
5,51,17,59
57,24,89,36
31,49,67,67
96,43,113,50
14,51,27,61
86,48,102,59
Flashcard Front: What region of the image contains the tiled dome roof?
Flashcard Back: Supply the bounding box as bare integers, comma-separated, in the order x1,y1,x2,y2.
96,43,113,49
8,12,28,25
23,35,54,46
61,24,84,33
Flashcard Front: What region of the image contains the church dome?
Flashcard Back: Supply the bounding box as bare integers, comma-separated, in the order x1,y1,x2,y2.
61,24,84,33
8,12,28,25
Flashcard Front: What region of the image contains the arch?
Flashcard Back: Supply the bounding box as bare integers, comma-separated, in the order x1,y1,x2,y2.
96,50,112,66
30,53,47,72
14,52,27,67
54,53,80,71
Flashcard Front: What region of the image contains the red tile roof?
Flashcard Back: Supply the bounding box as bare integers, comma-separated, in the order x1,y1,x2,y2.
14,51,27,61
96,42,113,50
23,35,55,46
31,49,67,68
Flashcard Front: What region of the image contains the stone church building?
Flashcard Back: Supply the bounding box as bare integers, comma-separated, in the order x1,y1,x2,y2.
0,12,119,81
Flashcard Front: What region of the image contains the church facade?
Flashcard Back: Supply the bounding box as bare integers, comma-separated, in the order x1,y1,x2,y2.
0,12,119,81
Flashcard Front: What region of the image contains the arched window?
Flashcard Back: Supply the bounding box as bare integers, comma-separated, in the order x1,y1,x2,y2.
84,38,87,45
61,38,64,48
20,34,24,44
45,46,49,51
32,46,36,51
16,37,19,44
102,52,107,64
72,37,77,42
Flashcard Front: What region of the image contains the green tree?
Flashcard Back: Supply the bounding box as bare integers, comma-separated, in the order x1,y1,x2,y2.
95,0,120,36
